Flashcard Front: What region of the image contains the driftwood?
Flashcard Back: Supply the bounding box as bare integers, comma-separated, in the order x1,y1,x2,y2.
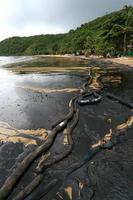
107,92,133,109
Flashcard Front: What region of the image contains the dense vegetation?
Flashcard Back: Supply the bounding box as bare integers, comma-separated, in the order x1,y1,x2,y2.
0,6,133,56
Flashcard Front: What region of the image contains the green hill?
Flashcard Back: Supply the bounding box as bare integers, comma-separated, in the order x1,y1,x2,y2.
0,5,132,56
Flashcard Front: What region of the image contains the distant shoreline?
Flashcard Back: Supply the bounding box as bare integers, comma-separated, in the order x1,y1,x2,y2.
36,54,133,68
0,54,133,70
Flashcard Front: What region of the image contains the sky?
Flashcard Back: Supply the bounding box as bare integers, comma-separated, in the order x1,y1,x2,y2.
0,0,133,41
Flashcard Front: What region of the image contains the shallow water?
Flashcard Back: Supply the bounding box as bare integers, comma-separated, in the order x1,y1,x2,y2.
0,56,88,129
0,56,133,200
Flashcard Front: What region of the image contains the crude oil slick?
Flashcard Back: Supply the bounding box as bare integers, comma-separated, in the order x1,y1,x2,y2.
0,56,133,200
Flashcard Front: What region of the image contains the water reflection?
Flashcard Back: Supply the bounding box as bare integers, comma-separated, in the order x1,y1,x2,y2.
0,68,30,128
0,56,88,130
0,56,33,67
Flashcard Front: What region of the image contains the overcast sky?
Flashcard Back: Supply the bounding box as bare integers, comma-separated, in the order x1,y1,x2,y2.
0,0,133,41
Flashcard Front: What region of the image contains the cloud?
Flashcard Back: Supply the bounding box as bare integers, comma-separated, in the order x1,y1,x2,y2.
0,0,133,41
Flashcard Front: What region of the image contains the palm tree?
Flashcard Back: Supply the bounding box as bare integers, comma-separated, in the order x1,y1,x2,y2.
113,7,133,51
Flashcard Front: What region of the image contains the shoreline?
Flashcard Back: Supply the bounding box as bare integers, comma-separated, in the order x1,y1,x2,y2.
1,54,133,72
37,54,133,69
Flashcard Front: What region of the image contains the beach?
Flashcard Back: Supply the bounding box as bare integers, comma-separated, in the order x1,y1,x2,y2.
0,56,133,199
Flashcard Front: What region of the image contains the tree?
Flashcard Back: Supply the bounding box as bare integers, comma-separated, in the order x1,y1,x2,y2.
113,7,133,51
84,35,96,52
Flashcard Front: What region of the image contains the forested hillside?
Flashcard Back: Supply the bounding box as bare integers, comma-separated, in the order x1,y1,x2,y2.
0,5,132,56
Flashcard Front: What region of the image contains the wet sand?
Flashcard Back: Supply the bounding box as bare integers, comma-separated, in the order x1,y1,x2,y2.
80,55,133,68
0,56,133,200
106,57,133,67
